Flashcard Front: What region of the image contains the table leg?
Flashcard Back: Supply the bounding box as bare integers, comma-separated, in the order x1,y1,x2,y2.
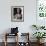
4,34,7,46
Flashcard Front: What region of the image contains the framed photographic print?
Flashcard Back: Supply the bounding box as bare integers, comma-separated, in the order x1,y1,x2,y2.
11,6,24,22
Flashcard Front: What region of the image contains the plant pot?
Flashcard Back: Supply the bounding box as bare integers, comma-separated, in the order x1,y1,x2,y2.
37,39,45,44
40,39,45,43
37,39,40,43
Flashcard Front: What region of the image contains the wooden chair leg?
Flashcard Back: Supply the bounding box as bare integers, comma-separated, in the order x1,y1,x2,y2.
4,33,7,46
4,41,7,46
17,34,18,46
15,33,18,46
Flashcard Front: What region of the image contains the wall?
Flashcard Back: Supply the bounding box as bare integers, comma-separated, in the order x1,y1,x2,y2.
0,0,36,42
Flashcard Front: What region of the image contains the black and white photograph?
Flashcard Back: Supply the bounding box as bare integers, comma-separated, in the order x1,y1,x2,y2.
11,6,24,22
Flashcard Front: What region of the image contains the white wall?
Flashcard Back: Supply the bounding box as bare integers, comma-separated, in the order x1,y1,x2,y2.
0,0,36,42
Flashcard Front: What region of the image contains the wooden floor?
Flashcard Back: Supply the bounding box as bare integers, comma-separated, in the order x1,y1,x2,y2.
0,42,46,46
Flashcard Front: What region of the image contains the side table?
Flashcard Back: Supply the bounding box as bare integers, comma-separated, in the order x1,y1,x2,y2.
4,33,18,46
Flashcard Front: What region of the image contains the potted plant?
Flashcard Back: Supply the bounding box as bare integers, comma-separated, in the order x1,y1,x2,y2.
33,32,46,43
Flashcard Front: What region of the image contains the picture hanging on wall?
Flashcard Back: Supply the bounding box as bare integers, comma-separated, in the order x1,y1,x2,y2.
11,6,24,22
